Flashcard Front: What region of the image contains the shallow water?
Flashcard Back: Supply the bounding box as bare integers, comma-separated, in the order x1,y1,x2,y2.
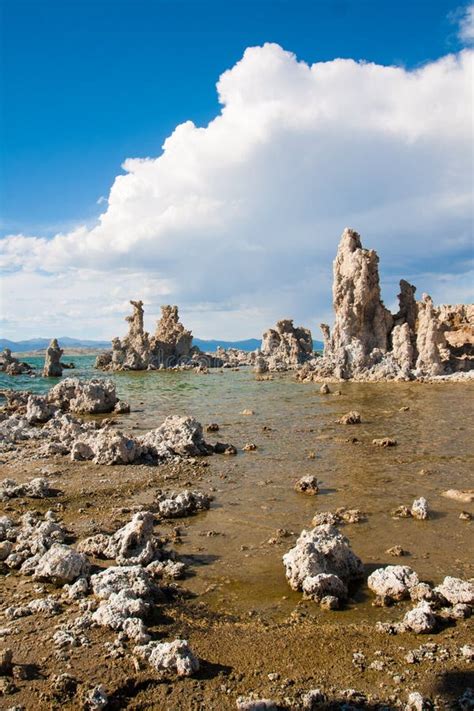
2,359,473,621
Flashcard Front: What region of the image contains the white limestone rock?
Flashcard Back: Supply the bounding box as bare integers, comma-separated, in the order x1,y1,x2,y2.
33,543,89,585
104,511,157,565
156,490,211,518
434,576,474,606
91,565,155,600
302,573,348,603
48,377,126,414
139,415,211,459
411,497,429,520
403,602,437,634
282,524,363,603
134,638,199,676
72,429,140,465
0,477,55,500
367,566,420,601
26,395,54,424
405,691,433,710
236,699,280,711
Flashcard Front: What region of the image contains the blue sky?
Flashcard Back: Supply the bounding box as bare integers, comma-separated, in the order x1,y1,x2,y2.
0,0,468,236
0,0,472,340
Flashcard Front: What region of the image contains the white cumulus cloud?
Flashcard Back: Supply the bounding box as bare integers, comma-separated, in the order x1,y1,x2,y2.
0,43,473,340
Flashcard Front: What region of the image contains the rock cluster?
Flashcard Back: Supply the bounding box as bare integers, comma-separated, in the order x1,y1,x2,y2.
298,228,473,381
0,476,55,500
215,347,257,368
1,509,200,677
282,524,363,609
0,348,33,376
48,378,129,414
1,378,129,434
370,565,474,635
258,319,314,372
95,301,211,371
392,497,430,521
0,387,233,467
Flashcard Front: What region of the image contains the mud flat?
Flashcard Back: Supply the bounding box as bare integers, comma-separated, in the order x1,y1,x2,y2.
0,371,473,709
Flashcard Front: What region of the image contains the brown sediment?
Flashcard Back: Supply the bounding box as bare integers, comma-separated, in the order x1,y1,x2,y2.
0,373,473,708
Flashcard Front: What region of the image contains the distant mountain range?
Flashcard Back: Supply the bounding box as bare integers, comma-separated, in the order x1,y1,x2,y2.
0,337,111,352
1,336,323,354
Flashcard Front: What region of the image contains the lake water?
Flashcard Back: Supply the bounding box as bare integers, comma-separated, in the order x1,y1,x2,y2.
1,356,473,620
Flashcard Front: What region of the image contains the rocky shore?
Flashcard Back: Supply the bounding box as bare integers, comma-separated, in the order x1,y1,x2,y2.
296,229,473,382
1,367,473,709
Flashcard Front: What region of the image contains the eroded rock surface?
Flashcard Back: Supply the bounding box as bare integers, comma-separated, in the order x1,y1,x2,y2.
95,302,207,371
259,319,314,372
299,228,473,381
368,566,420,602
0,394,226,467
134,639,199,676
33,543,90,585
43,339,63,378
0,348,33,376
283,524,363,608
156,490,211,518
48,378,128,414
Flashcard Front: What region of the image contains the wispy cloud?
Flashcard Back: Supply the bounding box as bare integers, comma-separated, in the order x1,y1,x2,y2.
457,3,474,43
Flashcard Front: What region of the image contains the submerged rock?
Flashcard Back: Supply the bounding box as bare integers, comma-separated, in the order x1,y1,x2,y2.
337,411,361,425
294,475,319,495
442,489,474,503
372,437,397,447
310,508,364,528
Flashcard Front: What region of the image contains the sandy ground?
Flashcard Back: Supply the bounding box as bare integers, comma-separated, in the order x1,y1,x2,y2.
0,440,473,711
